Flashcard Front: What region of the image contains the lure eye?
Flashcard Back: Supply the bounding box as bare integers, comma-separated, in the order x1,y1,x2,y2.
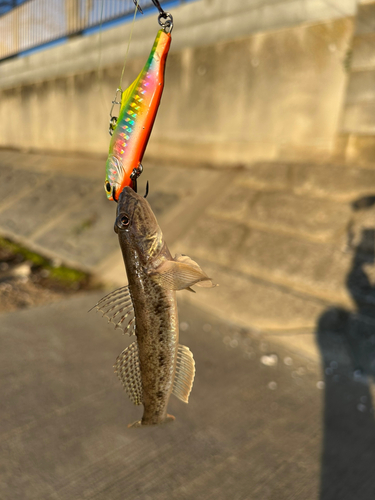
105,181,111,193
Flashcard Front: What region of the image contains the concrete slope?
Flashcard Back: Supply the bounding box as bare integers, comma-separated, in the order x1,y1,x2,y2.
1,150,375,361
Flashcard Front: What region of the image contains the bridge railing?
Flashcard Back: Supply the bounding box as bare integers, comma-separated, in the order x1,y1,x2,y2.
0,0,175,60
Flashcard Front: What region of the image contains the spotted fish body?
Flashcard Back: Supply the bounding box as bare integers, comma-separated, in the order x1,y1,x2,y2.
105,30,171,201
119,230,179,425
92,187,215,426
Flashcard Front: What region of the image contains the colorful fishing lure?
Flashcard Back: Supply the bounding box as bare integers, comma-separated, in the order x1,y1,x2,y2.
104,28,171,201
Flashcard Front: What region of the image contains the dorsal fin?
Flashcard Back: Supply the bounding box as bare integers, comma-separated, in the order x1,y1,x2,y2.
172,344,195,403
114,341,143,405
90,286,135,336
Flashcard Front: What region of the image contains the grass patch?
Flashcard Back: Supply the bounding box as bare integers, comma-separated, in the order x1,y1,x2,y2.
0,236,90,288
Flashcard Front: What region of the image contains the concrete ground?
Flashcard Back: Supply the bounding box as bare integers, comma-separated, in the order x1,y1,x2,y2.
1,293,375,499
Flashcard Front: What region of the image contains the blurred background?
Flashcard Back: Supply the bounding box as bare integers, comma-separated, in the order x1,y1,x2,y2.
1,0,375,499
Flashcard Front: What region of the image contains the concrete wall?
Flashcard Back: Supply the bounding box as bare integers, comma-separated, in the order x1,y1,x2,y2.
336,1,375,166
0,0,357,166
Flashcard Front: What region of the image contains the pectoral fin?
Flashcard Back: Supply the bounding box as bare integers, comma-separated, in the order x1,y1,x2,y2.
90,286,135,335
175,254,218,288
148,255,215,291
114,341,143,405
172,345,195,403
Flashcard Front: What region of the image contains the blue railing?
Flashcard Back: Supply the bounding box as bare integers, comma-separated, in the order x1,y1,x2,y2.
0,0,181,60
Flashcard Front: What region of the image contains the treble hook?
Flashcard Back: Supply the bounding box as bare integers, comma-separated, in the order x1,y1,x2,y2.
109,88,122,136
130,163,144,193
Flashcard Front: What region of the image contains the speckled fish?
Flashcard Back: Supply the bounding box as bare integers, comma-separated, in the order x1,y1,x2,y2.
104,29,171,201
92,187,215,427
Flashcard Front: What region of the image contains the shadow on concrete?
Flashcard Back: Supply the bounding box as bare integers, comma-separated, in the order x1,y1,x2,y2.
317,198,375,500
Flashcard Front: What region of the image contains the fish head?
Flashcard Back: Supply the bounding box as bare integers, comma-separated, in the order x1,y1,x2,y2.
104,155,124,201
114,186,163,263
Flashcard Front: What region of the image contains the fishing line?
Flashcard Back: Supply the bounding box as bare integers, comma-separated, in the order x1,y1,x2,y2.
96,0,107,112
118,0,140,92
108,0,141,135
96,0,141,132
96,0,140,114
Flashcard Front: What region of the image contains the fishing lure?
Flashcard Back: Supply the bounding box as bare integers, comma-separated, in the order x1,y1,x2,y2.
104,3,173,201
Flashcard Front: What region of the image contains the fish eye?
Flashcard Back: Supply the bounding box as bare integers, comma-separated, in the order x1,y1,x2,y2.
120,215,130,226
115,212,131,232
115,214,130,232
105,181,111,192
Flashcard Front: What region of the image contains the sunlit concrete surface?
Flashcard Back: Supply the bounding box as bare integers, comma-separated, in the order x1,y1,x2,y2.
1,150,375,364
0,294,322,499
1,293,375,499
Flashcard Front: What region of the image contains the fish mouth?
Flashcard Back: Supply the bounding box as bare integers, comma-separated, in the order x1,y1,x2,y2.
118,186,139,204
112,186,118,203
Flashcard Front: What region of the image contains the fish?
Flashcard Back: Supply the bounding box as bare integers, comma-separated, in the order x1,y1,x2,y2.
104,29,171,201
92,187,215,426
